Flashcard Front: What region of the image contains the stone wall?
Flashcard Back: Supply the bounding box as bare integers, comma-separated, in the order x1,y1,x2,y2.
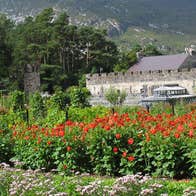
24,64,40,93
86,68,196,96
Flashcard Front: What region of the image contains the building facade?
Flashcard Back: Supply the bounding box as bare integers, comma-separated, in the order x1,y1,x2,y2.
86,49,196,105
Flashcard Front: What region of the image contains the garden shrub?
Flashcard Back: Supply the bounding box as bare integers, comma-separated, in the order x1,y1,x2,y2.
29,92,45,122
7,108,196,178
48,91,70,110
0,128,14,164
10,90,25,112
67,86,90,108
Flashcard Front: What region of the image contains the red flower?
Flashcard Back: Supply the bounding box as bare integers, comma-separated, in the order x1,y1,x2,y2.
63,165,67,169
128,156,135,162
128,138,134,145
104,125,111,131
189,130,194,138
177,124,183,132
59,130,65,137
37,137,42,144
174,132,180,139
83,127,89,132
113,147,118,153
67,146,71,152
47,141,51,145
24,136,30,140
13,131,17,137
115,133,121,139
66,120,73,126
122,152,127,157
150,128,157,135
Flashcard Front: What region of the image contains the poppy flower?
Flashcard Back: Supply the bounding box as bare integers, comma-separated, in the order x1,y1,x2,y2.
128,156,135,162
115,133,121,139
128,138,134,145
122,152,127,157
113,147,118,153
189,130,194,138
59,130,65,137
174,132,180,139
67,146,72,152
47,141,51,145
104,125,111,131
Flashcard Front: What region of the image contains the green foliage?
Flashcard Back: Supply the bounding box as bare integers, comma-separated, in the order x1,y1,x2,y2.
6,8,119,91
68,106,108,122
0,127,14,164
105,87,127,106
68,86,90,108
10,90,25,112
143,44,162,56
29,92,45,121
49,91,70,110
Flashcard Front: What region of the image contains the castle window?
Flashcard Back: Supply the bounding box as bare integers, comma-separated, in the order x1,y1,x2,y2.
140,71,142,75
168,70,171,73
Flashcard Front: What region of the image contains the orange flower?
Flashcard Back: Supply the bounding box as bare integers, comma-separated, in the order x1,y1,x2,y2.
128,138,134,145
145,133,150,142
128,156,135,162
47,141,51,145
115,133,121,139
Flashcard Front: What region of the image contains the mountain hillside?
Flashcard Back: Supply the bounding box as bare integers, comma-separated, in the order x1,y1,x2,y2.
1,0,196,52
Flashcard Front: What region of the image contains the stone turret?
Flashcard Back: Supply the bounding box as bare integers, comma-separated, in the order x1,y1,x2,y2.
24,64,40,93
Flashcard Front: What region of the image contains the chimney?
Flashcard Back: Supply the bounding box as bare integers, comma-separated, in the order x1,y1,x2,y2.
136,51,143,61
185,45,196,56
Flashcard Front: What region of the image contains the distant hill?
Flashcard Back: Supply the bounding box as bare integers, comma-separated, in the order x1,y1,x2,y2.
1,0,196,52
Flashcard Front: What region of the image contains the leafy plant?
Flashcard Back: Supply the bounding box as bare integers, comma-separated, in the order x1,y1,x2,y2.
105,87,127,106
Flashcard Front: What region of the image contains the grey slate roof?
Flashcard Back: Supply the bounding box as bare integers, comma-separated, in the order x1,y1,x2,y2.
129,53,189,72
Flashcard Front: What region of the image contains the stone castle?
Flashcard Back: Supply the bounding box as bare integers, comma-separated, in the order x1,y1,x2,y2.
86,46,196,105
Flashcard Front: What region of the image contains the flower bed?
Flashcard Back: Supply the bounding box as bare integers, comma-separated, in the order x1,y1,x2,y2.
1,163,196,196
6,109,195,178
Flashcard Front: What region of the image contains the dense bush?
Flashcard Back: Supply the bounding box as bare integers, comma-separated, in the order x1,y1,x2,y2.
10,90,25,112
9,110,196,178
0,127,14,164
29,92,45,122
67,86,90,108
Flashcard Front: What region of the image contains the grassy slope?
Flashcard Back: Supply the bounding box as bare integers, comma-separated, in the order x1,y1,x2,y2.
113,27,196,53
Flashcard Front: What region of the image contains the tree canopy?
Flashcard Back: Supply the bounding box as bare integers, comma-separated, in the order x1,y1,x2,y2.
0,8,161,92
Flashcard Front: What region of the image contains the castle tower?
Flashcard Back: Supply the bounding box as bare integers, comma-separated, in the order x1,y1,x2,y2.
24,64,40,93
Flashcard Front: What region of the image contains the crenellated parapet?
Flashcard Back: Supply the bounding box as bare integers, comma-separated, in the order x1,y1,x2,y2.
86,68,196,85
